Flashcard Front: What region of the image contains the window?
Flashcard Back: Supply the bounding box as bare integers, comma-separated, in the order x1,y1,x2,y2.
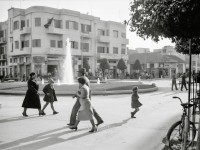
32,39,41,47
97,46,105,53
21,20,25,29
57,40,63,48
81,24,91,33
121,49,126,54
35,18,41,27
113,30,118,38
98,29,105,36
54,19,62,28
14,21,19,30
113,47,118,54
10,58,12,63
27,19,29,27
26,57,30,63
50,40,56,48
21,41,24,50
66,21,78,30
24,40,29,47
121,32,126,38
109,60,116,63
15,41,19,49
20,57,24,63
71,41,78,49
81,43,89,52
14,58,17,63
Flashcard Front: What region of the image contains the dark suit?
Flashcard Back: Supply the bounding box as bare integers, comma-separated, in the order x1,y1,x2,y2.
181,74,187,91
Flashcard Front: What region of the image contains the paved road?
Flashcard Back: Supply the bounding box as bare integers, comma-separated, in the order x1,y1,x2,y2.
0,79,189,150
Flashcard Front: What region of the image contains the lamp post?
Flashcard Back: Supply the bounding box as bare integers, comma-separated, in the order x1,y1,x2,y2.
81,36,83,68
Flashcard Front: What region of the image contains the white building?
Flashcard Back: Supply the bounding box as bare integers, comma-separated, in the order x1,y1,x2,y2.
6,6,129,80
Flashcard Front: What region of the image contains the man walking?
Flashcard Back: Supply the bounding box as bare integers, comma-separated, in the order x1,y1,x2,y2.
171,71,178,91
181,73,188,91
67,68,104,126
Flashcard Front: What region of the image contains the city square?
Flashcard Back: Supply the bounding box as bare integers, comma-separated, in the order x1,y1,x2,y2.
0,79,189,150
1,0,200,150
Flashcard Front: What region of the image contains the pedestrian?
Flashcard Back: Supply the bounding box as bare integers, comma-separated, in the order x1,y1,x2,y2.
181,73,188,91
22,72,43,117
171,71,178,91
67,68,104,126
69,77,97,132
41,79,59,115
131,86,142,118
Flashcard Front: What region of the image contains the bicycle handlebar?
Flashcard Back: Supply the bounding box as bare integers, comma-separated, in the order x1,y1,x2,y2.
173,96,183,103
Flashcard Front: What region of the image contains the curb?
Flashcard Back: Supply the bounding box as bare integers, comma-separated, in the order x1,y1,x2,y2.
0,86,158,96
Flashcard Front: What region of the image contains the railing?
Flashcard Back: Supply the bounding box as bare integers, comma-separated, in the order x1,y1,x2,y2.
45,27,64,35
20,27,31,35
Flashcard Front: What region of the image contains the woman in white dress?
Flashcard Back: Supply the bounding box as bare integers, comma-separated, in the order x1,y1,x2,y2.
69,77,97,132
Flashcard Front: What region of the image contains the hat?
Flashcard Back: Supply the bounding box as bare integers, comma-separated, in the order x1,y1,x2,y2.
132,86,138,91
30,72,36,77
48,79,54,84
78,68,87,74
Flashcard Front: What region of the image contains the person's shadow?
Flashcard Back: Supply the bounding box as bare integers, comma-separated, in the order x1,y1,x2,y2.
0,118,131,150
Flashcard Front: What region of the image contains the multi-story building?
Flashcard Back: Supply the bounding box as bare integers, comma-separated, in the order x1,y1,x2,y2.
6,6,128,80
0,21,8,77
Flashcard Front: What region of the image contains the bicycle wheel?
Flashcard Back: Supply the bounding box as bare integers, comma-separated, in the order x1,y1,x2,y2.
166,120,196,150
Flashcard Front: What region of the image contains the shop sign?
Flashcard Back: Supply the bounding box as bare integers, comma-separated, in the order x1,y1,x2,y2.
33,56,45,63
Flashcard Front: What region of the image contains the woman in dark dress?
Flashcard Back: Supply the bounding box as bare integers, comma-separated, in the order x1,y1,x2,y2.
41,79,58,115
22,72,43,117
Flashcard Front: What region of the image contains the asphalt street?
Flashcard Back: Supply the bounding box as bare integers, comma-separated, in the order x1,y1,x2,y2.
0,79,189,150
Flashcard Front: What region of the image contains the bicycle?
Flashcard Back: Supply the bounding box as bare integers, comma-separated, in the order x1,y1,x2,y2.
165,96,196,150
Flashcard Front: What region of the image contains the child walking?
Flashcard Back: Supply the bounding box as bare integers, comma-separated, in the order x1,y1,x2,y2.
131,86,142,118
41,79,58,115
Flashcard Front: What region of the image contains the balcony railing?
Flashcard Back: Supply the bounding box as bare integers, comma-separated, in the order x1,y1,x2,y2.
45,27,64,35
80,32,93,39
97,35,110,43
48,48,65,55
20,27,31,35
121,38,129,45
97,53,128,60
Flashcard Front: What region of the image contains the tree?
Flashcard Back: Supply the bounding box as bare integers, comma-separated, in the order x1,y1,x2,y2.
83,58,90,72
128,1,200,149
99,58,110,77
132,59,142,71
127,0,200,54
117,58,127,73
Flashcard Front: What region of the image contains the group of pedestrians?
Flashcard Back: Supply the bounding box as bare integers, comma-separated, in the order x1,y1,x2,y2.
21,68,142,133
171,71,188,91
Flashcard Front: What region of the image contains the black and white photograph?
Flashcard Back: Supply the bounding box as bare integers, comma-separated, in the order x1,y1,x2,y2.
0,0,200,150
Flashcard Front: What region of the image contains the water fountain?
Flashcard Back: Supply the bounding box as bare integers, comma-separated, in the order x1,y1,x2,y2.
63,38,74,84
97,78,100,84
41,78,44,84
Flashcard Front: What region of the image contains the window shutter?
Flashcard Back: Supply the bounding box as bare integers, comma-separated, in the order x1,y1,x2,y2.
87,25,91,32
75,41,78,49
106,30,109,36
74,22,78,30
66,20,69,29
81,24,85,32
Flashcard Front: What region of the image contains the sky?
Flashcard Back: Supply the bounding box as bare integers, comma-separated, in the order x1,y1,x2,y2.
0,0,175,51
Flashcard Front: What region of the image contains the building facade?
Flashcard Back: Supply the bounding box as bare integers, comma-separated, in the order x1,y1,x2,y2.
6,6,128,80
0,21,8,77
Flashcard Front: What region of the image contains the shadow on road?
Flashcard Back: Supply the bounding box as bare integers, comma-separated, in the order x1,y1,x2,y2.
0,114,54,124
0,118,131,150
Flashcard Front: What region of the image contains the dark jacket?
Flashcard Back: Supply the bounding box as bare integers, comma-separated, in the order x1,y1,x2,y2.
43,84,57,102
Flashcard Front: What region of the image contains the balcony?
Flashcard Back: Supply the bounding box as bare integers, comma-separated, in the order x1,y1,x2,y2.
80,32,93,39
121,54,128,60
121,38,129,45
11,48,31,56
0,37,6,44
46,27,64,35
0,54,6,60
48,48,65,55
20,27,31,35
97,35,110,43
